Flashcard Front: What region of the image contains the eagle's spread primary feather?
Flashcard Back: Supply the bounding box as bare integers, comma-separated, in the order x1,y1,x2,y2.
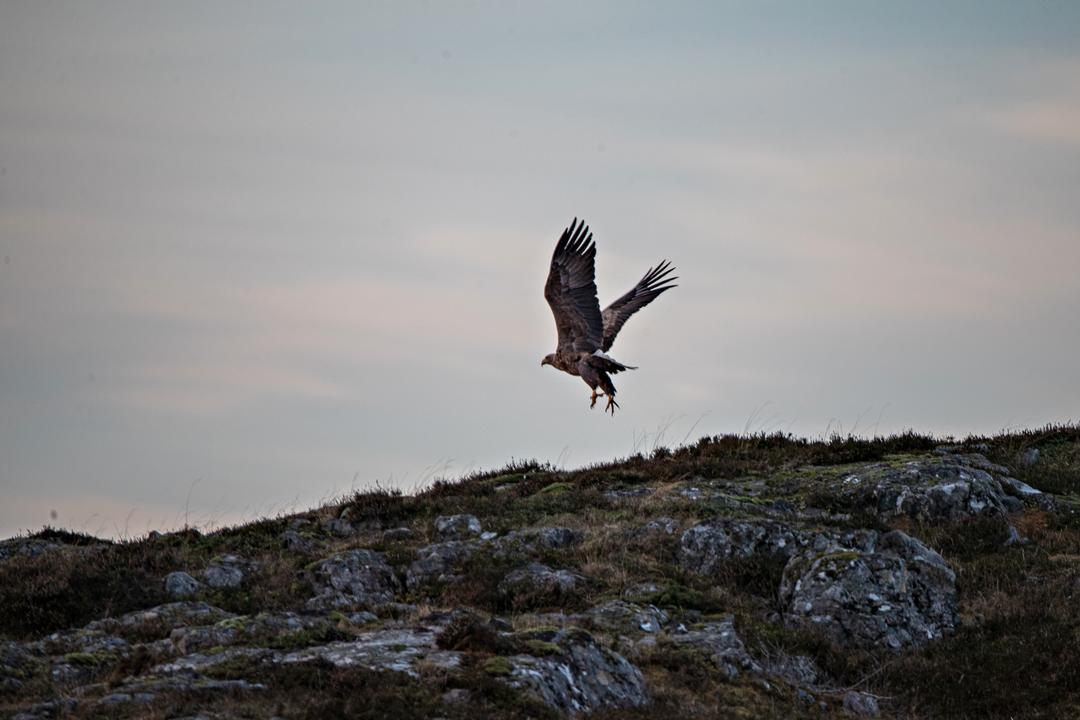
541,218,677,415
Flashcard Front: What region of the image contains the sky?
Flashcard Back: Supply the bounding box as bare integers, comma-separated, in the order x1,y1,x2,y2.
2,2,1079,539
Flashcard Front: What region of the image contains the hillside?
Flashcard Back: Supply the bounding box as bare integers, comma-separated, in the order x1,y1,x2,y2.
3,426,1079,719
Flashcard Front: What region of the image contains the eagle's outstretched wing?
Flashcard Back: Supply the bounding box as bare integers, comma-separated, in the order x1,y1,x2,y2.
601,260,678,351
544,218,604,354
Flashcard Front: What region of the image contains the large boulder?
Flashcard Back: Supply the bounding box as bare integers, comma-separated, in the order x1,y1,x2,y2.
664,616,761,679
435,514,483,541
780,530,959,650
307,549,401,610
827,453,1053,522
678,517,876,574
498,563,585,609
500,629,648,714
406,540,481,588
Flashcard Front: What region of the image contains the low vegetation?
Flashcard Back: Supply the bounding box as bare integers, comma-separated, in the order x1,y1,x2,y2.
2,424,1078,719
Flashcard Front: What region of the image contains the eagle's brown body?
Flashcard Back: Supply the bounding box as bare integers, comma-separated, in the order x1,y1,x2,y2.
540,219,676,415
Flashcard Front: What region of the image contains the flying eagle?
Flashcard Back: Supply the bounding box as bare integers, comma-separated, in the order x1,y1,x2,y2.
541,218,677,415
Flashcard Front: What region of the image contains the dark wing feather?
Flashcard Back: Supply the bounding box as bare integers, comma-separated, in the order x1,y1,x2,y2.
601,260,677,351
544,218,604,353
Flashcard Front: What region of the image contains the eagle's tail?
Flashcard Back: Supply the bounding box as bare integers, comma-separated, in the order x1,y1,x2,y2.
590,349,636,374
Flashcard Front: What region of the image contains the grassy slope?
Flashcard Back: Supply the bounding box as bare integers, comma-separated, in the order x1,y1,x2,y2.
2,425,1079,719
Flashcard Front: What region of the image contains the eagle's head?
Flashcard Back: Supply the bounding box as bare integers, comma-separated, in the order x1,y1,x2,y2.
540,353,556,367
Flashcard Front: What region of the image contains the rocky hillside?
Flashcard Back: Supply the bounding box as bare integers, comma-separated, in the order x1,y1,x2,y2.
3,427,1080,719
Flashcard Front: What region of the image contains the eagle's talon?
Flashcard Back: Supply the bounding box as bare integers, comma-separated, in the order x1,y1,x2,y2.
605,395,619,416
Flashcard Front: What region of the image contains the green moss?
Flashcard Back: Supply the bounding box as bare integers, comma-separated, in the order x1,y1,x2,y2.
522,639,562,656
534,482,573,496
483,656,513,676
62,651,114,666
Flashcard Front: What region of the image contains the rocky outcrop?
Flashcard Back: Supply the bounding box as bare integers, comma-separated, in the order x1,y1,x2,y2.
780,530,959,649
499,629,649,714
306,549,400,610
828,453,1053,521
679,518,958,650
435,514,483,540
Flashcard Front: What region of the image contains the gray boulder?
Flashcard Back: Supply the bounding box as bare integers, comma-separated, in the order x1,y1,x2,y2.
580,600,668,635
499,563,584,607
843,690,882,716
828,454,1052,521
678,517,876,575
164,571,202,599
406,540,480,588
492,526,582,557
664,616,761,679
780,530,959,650
501,629,648,714
280,627,461,677
203,555,249,589
307,549,401,610
435,514,482,540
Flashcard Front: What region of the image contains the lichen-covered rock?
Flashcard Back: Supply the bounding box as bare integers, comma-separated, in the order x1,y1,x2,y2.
87,601,234,635
780,530,958,650
492,526,582,557
499,563,584,609
640,517,680,536
202,555,249,589
501,629,648,714
383,526,415,541
579,600,668,635
435,514,483,540
406,540,480,588
678,517,877,575
280,627,462,676
664,616,762,679
828,454,1052,521
165,571,202,599
843,690,882,716
307,549,401,610
321,517,354,537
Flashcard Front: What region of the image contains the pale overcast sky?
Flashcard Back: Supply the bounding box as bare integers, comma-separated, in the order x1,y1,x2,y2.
2,2,1078,538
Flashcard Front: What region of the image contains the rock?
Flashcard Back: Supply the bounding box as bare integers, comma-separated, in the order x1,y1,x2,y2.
155,646,274,674
406,540,480,588
641,517,679,536
780,530,959,650
282,529,315,553
435,514,482,540
85,601,233,636
580,600,669,635
499,563,584,608
280,628,462,676
203,555,248,589
1000,477,1055,511
665,616,761,679
678,518,812,572
603,487,654,499
165,571,202,599
307,549,401,610
765,653,824,686
442,688,471,704
843,690,881,716
321,517,354,537
500,629,648,714
493,526,582,555
827,454,1048,522
383,527,414,541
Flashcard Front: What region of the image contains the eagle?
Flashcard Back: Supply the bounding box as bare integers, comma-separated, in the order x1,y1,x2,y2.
541,218,677,415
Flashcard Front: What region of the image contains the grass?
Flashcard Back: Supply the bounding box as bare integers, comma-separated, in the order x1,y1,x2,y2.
3,425,1080,719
